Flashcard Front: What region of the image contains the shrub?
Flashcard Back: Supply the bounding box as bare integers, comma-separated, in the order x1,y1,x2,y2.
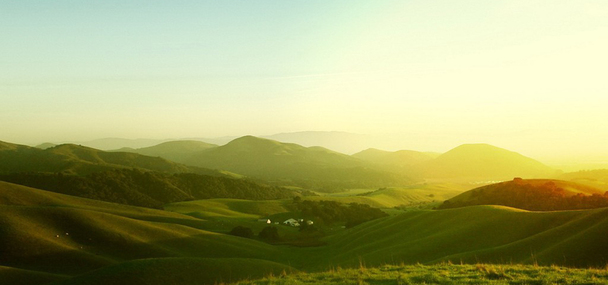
229,226,254,239
258,226,280,242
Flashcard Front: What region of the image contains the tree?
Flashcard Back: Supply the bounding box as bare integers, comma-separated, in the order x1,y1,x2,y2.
229,226,254,239
258,226,280,242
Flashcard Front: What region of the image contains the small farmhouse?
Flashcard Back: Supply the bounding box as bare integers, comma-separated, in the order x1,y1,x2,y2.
257,219,271,224
283,218,300,227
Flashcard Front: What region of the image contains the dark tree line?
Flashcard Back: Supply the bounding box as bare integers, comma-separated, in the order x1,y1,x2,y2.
0,169,295,208
439,181,608,211
229,226,280,242
294,200,388,228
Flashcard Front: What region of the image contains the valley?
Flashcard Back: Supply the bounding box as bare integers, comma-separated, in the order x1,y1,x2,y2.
2,137,608,284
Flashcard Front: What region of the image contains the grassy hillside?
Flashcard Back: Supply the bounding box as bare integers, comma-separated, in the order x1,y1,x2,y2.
53,258,295,285
0,169,295,208
421,144,555,180
439,178,607,211
558,169,608,191
0,141,219,176
0,266,68,285
5,180,608,284
0,181,294,283
184,136,416,190
166,199,292,219
352,148,437,174
304,184,465,208
322,205,608,269
113,140,218,164
230,263,608,284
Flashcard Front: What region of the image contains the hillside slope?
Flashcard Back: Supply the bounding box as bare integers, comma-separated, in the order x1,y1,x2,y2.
0,182,293,284
0,169,294,208
113,140,217,164
324,205,608,269
0,141,217,176
185,136,415,189
558,169,608,191
422,144,554,180
352,148,437,176
439,178,607,211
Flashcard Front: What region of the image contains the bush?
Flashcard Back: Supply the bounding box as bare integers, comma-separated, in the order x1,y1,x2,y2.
258,226,280,242
229,226,254,239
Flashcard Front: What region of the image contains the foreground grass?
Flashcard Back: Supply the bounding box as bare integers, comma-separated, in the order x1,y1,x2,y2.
232,263,608,285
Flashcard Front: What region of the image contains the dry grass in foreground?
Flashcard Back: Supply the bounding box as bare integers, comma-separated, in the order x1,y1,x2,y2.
229,263,608,285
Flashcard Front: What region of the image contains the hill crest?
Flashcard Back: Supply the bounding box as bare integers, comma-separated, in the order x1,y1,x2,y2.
439,178,607,211
422,143,554,180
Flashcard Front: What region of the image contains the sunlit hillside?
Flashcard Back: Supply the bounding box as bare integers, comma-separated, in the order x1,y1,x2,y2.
440,178,607,211
421,144,555,180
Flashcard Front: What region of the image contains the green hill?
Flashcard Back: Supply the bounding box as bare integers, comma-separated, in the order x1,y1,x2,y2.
0,141,218,176
52,258,294,285
421,144,555,180
352,148,436,174
303,184,465,208
0,182,293,283
34,143,57,150
439,178,607,211
112,140,218,164
184,136,415,190
558,169,608,191
353,148,437,165
4,181,608,284
0,169,295,209
323,205,608,269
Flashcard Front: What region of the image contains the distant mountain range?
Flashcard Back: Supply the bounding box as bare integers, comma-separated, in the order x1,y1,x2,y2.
33,131,409,154
261,131,374,154
0,141,215,176
5,137,558,190
114,140,218,164
182,136,415,190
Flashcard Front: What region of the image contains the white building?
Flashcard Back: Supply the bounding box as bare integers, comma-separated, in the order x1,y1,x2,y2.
283,218,300,227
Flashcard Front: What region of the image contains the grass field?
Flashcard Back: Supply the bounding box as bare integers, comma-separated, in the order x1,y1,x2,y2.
304,183,467,208
230,263,608,284
322,205,608,269
4,180,608,285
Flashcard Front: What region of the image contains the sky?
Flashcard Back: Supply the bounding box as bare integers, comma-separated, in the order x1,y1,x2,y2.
1,1,608,161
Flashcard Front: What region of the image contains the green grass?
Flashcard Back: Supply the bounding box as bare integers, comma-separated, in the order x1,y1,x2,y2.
231,263,608,285
165,199,291,219
320,205,608,269
0,182,289,277
0,265,69,285
304,183,466,208
5,181,608,285
52,258,296,285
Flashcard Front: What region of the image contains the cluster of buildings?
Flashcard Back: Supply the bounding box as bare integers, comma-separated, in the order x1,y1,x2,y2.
257,218,313,227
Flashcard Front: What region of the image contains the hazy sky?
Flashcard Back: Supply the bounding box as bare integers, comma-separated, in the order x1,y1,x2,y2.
2,1,607,159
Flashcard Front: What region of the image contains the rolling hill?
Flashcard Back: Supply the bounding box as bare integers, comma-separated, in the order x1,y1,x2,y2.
557,169,608,191
421,144,555,180
0,181,295,284
0,140,296,208
262,131,374,155
352,148,437,175
183,136,416,190
112,140,218,165
438,178,607,211
323,205,608,269
4,181,608,284
0,141,219,176
0,169,295,208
